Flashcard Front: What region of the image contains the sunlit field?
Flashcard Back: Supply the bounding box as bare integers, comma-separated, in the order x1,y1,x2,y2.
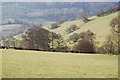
1,49,118,78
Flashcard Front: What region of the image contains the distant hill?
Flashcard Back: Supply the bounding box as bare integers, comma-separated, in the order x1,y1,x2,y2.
1,2,118,40
2,2,117,21
0,24,24,40
0,18,53,40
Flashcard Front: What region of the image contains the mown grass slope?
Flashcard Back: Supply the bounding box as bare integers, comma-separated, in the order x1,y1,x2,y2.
2,49,118,78
51,12,118,45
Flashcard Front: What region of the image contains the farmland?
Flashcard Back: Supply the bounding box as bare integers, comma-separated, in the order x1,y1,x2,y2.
1,49,118,78
0,24,24,40
0,2,119,79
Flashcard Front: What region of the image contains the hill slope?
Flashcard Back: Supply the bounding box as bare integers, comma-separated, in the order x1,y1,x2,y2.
51,12,118,46
0,24,24,39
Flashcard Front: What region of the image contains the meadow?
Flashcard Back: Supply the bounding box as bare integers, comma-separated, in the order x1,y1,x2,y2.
51,12,118,45
1,49,118,78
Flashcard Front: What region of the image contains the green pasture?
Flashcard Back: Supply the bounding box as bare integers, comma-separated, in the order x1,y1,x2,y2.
52,12,118,45
1,49,118,78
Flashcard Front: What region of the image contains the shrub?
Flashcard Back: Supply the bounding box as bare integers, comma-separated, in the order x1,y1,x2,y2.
66,24,79,33
68,33,80,43
73,39,95,53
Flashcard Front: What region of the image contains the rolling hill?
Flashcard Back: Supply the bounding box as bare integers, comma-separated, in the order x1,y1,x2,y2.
1,2,119,79
49,12,118,46
1,2,118,41
2,2,117,21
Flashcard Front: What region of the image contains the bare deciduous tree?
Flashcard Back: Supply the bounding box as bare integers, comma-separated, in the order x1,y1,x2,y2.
22,28,50,50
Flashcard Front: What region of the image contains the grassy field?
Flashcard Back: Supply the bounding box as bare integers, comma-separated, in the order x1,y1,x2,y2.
1,49,118,78
51,12,118,46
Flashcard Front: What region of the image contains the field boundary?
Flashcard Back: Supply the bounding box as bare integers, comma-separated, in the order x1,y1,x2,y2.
0,46,96,54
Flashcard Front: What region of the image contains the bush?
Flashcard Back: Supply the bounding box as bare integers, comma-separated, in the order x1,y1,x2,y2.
66,24,79,33
73,39,95,53
82,18,90,23
48,32,68,51
67,30,95,44
68,33,80,43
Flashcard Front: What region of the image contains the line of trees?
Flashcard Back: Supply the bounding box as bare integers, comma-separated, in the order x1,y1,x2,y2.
1,26,96,53
1,27,69,51
1,37,20,48
20,28,68,51
49,19,64,29
1,16,119,55
48,32,68,50
1,27,96,53
97,5,120,17
67,30,94,44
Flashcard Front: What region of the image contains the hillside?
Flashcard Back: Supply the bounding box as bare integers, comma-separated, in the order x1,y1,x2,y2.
0,19,52,40
2,2,117,21
50,12,118,46
2,49,118,78
1,2,118,40
0,24,24,39
1,2,119,79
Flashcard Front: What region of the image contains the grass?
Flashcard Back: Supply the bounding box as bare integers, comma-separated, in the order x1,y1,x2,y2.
51,20,84,35
1,49,118,78
51,12,118,46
